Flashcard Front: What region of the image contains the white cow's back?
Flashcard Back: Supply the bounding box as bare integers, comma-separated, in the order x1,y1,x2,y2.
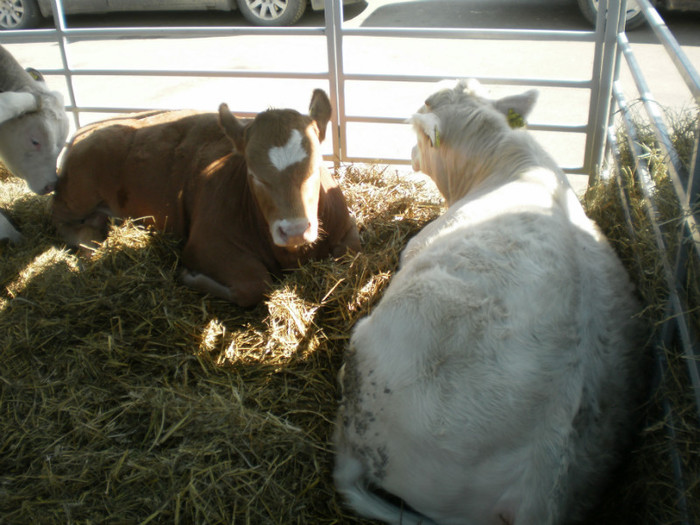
334,80,645,525
335,168,642,524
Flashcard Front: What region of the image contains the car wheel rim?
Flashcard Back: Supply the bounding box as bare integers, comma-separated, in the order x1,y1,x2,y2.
0,0,25,28
591,0,643,20
245,0,288,20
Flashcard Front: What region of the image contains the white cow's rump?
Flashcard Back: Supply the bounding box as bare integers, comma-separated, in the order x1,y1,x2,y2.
333,79,647,525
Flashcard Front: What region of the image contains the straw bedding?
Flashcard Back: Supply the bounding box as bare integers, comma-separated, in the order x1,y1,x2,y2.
0,163,443,524
1,110,697,523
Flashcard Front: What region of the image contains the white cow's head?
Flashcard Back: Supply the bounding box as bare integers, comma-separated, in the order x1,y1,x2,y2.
218,89,332,250
0,70,69,195
409,79,538,202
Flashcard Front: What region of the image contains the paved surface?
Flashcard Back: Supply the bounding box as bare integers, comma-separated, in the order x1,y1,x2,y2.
2,0,698,192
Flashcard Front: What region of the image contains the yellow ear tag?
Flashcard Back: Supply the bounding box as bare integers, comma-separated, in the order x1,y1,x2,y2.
507,108,526,129
433,126,441,148
26,67,43,81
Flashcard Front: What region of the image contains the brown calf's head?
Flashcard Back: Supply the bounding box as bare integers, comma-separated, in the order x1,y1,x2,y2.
218,89,332,250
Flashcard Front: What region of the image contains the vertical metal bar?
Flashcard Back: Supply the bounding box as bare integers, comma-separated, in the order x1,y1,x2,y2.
604,8,627,174
582,0,609,177
676,120,700,415
686,119,700,211
587,0,624,185
324,0,346,165
48,0,79,130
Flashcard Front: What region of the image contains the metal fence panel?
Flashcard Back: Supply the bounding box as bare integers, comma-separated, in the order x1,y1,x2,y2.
605,1,699,522
1,0,610,175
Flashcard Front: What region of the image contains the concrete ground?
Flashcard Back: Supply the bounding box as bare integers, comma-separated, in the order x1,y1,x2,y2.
3,0,698,195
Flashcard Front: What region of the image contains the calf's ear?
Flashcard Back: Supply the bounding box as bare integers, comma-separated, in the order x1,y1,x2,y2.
218,103,247,153
492,89,539,125
309,89,332,143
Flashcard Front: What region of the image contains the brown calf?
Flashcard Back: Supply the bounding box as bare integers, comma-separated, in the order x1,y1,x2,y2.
52,89,360,307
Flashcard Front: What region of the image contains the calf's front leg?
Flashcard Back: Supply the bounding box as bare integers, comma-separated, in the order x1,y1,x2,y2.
331,217,361,258
52,205,110,250
52,186,111,249
181,241,272,307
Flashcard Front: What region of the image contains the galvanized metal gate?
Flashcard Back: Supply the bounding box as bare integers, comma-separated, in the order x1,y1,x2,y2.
1,1,694,176
1,0,698,522
0,0,633,176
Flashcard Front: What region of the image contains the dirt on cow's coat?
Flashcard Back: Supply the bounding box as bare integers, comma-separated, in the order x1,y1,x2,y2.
1,114,698,525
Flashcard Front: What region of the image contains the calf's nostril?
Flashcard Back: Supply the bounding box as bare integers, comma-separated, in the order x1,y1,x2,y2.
276,225,288,242
282,221,310,238
274,219,314,247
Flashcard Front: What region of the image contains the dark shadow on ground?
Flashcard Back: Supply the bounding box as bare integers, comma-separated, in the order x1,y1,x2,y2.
355,0,589,29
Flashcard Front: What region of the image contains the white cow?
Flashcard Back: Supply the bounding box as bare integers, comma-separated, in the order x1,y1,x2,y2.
0,44,69,242
333,79,646,525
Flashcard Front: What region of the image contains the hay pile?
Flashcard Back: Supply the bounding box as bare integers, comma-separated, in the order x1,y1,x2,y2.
583,108,700,525
0,162,443,524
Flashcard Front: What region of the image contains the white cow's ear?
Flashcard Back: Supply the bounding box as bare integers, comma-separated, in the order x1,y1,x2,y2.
25,67,45,83
0,91,39,124
463,78,489,97
492,89,539,127
410,111,442,148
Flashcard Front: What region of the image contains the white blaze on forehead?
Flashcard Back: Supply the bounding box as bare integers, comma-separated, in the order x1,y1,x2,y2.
268,128,308,171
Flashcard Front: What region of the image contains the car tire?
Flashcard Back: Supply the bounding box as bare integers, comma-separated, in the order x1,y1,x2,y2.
576,0,648,29
236,0,306,26
0,0,42,30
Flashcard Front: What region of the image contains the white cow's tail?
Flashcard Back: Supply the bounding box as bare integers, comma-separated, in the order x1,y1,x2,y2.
334,453,438,525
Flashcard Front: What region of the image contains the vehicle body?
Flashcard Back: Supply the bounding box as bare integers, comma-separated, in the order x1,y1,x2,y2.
0,0,360,29
577,0,700,29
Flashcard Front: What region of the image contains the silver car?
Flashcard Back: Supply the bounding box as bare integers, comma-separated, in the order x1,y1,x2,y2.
0,0,360,28
577,0,700,29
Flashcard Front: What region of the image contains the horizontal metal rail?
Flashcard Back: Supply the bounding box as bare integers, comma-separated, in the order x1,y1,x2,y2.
0,25,325,40
340,26,598,42
637,0,700,104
